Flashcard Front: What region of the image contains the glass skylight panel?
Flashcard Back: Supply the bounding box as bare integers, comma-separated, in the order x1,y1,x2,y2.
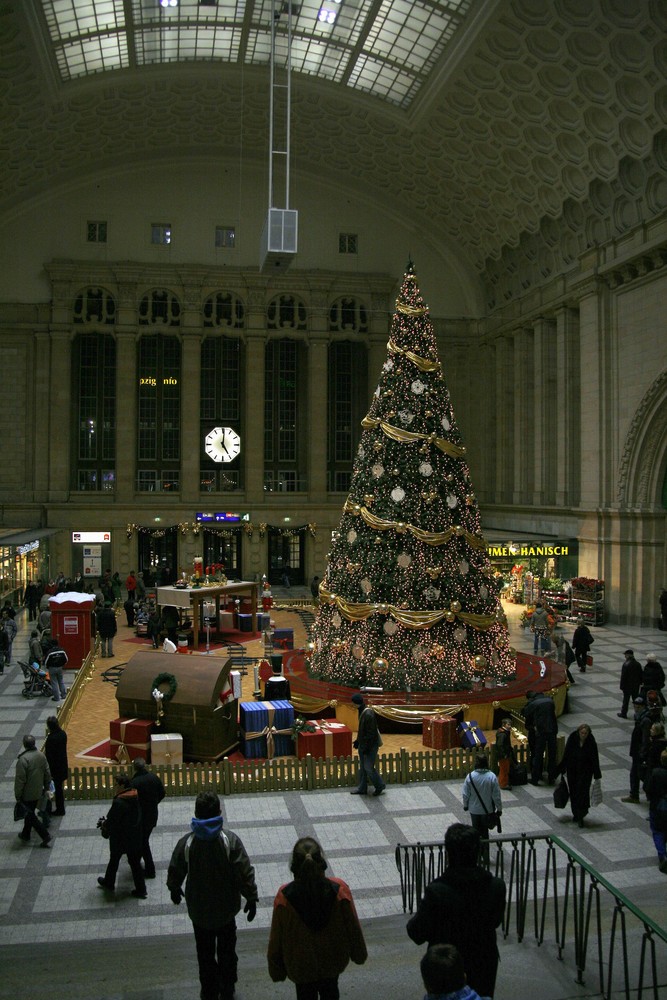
42,0,125,41
40,0,479,109
57,34,127,79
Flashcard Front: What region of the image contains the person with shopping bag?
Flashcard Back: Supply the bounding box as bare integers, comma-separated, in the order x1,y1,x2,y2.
555,724,602,828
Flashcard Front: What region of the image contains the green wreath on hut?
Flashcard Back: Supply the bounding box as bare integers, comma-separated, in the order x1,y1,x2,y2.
151,672,178,702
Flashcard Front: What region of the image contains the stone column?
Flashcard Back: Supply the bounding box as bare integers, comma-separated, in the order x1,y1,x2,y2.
48,330,72,500
555,307,580,507
180,333,201,503
532,317,557,505
513,327,532,505
307,336,328,501
494,335,514,504
115,332,137,503
244,332,266,503
578,287,603,509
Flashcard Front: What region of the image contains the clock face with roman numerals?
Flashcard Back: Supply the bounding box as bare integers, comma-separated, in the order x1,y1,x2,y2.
204,427,241,463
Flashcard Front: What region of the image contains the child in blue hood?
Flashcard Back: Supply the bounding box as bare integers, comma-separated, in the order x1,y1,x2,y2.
167,791,258,1000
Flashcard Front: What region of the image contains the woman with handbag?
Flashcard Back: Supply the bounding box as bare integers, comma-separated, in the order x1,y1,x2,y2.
555,724,602,828
462,753,503,859
44,715,68,816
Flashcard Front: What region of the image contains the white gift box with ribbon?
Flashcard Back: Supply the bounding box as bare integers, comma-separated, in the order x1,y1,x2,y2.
150,732,183,765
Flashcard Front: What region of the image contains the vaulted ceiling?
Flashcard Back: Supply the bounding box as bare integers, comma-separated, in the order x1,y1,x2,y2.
2,0,666,275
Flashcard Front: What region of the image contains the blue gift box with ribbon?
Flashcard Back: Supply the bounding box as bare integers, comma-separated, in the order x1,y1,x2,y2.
457,720,488,750
239,700,294,758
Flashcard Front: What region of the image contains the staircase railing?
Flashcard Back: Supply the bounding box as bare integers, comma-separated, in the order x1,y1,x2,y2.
395,833,667,1000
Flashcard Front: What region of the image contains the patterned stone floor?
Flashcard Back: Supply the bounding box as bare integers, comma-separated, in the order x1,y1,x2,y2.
1,600,666,998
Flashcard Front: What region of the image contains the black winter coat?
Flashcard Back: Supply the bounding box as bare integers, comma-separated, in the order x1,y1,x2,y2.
104,788,142,854
407,865,506,998
97,607,117,639
130,769,165,829
45,728,68,783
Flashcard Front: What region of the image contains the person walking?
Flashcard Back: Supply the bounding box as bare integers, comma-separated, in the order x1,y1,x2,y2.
97,773,146,898
641,653,666,704
129,757,165,880
407,823,506,998
553,632,576,685
523,690,558,785
44,715,68,816
462,753,502,847
621,694,652,805
126,570,138,600
618,649,643,718
555,723,602,828
15,735,52,847
167,791,258,1000
530,602,550,655
44,639,68,703
0,621,9,675
495,718,513,791
267,836,368,1000
97,600,117,658
2,611,17,664
24,580,39,621
645,748,667,874
572,618,594,672
28,629,43,668
350,693,385,796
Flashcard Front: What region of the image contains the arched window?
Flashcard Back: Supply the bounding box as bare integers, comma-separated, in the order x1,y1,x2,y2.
136,334,181,492
72,334,116,491
328,297,368,333
200,335,243,492
138,289,181,326
267,294,307,330
203,292,245,329
327,341,368,491
73,287,115,325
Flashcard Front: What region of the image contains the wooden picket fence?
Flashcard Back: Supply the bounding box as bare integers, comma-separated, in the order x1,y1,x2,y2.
65,744,530,801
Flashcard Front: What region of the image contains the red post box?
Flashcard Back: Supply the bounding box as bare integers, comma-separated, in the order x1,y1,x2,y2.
49,593,96,669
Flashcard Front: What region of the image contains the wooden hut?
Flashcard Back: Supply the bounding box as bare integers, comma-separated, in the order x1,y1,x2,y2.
115,650,238,762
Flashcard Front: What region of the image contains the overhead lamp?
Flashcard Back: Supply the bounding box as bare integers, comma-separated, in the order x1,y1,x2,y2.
159,0,179,8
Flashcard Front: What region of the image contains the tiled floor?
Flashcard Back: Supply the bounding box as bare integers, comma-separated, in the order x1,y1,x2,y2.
1,601,666,996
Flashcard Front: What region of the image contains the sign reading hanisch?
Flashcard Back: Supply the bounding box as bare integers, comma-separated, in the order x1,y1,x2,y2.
195,512,250,523
72,531,111,543
486,543,569,557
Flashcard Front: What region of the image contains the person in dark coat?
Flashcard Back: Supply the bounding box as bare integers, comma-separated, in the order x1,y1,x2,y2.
645,748,667,873
24,581,39,621
618,649,643,718
97,600,117,657
130,757,165,880
167,791,258,1000
407,823,506,998
644,722,667,793
97,773,146,897
523,691,558,785
641,653,666,704
621,695,654,804
495,718,513,790
44,715,68,816
350,693,385,796
15,734,52,847
555,723,602,827
571,618,594,672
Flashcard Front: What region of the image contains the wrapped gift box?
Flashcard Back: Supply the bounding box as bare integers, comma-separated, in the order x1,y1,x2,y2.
109,718,153,764
457,720,488,750
219,611,235,631
273,627,294,650
230,669,242,700
422,715,458,750
238,613,253,633
296,720,352,760
257,612,271,631
240,700,294,758
150,732,183,765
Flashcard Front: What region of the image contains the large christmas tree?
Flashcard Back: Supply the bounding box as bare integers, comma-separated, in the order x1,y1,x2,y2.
310,264,515,692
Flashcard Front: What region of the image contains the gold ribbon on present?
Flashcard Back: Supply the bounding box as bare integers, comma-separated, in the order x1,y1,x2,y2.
317,722,335,758
242,725,293,759
460,721,481,745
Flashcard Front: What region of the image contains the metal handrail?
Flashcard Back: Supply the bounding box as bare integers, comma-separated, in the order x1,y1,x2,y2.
395,833,667,1000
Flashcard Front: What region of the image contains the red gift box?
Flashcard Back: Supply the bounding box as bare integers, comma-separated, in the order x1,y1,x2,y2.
422,715,458,750
110,717,153,764
296,719,353,760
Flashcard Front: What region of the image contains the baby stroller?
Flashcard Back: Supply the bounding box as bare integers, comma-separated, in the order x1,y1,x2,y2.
19,660,54,699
